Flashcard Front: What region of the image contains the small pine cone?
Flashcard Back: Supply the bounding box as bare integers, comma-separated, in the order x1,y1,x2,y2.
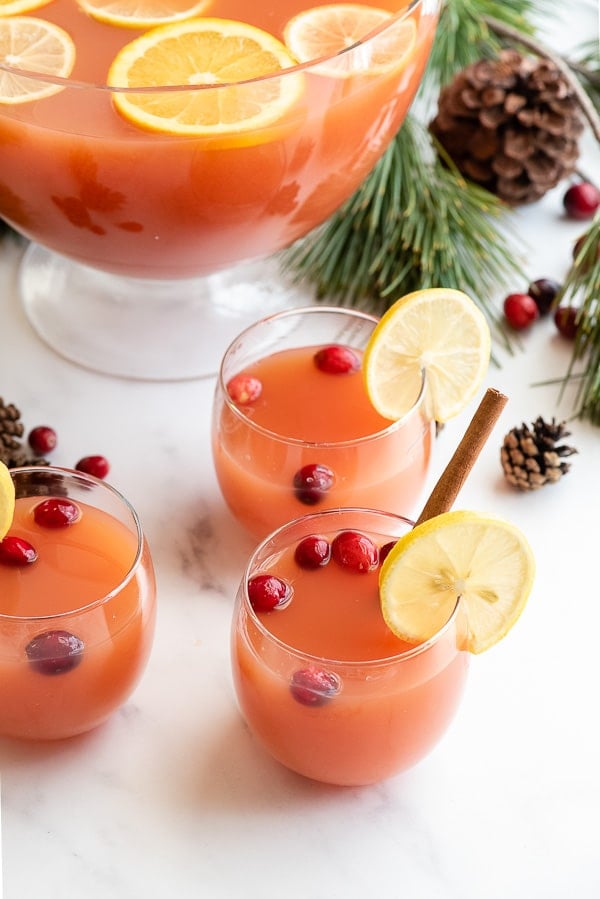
0,397,25,454
430,49,584,205
0,397,50,469
500,416,577,490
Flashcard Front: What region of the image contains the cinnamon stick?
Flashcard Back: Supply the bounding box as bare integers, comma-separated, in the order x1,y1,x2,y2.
415,388,508,526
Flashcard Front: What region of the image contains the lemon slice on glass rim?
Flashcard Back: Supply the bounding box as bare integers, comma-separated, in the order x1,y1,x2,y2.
0,16,76,104
107,18,305,140
283,4,417,78
0,460,15,541
363,287,491,424
379,510,535,654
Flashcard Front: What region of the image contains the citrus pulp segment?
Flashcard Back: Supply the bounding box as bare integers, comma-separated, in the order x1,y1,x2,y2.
363,288,491,423
0,461,15,541
283,3,416,77
0,0,52,15
0,16,76,103
76,0,212,30
107,18,305,138
379,510,535,654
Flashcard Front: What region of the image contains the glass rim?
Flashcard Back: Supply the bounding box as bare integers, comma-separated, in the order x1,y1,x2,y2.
240,506,462,668
0,0,430,92
218,304,428,447
0,465,145,622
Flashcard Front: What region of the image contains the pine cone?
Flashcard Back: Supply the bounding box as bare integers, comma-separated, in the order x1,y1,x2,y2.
500,417,577,490
0,397,49,468
430,49,584,205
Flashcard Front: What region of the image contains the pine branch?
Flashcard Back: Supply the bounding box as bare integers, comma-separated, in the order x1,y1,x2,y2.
283,116,523,353
556,217,600,425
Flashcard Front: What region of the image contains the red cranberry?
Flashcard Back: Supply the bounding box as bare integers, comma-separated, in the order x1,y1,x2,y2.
25,630,85,675
247,574,291,612
290,667,341,707
0,536,38,566
293,463,335,505
572,232,600,271
34,498,80,528
331,530,379,572
314,344,360,374
75,455,110,479
294,535,331,569
527,278,562,316
28,426,57,455
554,306,579,340
563,182,600,221
503,293,539,330
226,374,262,405
379,540,397,564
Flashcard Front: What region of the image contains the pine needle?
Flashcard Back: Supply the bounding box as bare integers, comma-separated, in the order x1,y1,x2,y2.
283,116,523,352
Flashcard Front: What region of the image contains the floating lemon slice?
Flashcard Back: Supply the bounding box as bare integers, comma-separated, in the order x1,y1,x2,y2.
0,461,15,541
283,3,416,77
0,16,76,104
107,18,305,139
363,288,491,423
379,510,535,654
76,0,211,30
0,0,52,15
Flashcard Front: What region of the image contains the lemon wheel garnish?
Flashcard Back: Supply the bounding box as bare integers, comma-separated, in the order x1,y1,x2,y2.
0,0,52,15
107,18,305,138
283,4,416,77
363,288,491,423
379,510,535,655
0,16,76,104
76,0,211,30
0,461,15,541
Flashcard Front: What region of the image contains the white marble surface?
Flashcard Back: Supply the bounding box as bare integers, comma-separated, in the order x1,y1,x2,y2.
1,5,600,896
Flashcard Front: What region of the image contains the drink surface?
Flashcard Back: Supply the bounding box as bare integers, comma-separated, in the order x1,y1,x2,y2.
0,0,437,277
232,518,468,785
0,495,156,740
213,344,432,538
0,495,138,616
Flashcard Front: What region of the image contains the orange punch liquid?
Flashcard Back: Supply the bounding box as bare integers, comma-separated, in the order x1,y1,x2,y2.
212,307,433,539
0,0,438,278
232,509,469,786
0,476,156,741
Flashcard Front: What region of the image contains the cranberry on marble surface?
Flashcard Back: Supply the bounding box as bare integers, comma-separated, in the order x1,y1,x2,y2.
563,182,600,221
503,293,539,330
527,278,562,316
554,306,579,340
28,426,57,455
75,455,110,480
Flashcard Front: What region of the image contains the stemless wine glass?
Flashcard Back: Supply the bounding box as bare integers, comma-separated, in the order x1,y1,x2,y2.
231,508,469,786
0,466,156,741
212,305,433,539
0,0,440,379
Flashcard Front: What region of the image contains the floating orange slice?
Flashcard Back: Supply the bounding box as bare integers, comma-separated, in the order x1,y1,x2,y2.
0,16,76,104
76,0,212,30
0,0,53,16
107,18,305,139
283,3,417,77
